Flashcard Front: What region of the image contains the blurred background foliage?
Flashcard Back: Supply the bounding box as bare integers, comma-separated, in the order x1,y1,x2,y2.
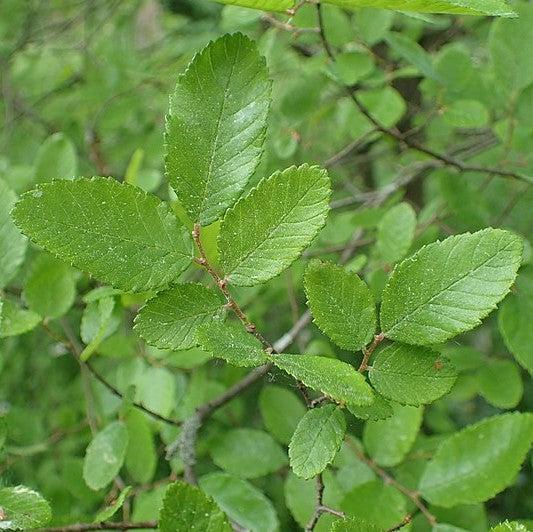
1,0,532,529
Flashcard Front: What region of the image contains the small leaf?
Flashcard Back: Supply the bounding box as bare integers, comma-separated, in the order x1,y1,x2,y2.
23,254,77,319
94,486,132,523
215,0,292,11
380,229,522,345
219,164,331,286
304,260,376,351
331,516,381,531
0,299,41,338
166,33,271,225
347,393,393,421
499,266,533,375
289,405,346,479
478,359,523,409
159,481,231,532
209,428,287,479
419,413,533,507
124,410,157,484
259,385,307,445
340,480,406,530
270,354,374,406
0,179,26,290
385,32,442,82
83,421,129,491
0,486,52,529
491,522,531,532
197,321,268,367
363,403,423,467
134,283,224,350
443,100,490,129
13,178,193,292
33,132,77,183
369,343,457,406
199,472,279,532
376,202,417,264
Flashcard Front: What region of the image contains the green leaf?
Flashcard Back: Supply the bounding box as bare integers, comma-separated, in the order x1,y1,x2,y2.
137,366,179,417
215,0,292,14
385,32,442,82
134,283,224,350
304,260,376,351
376,202,417,264
419,413,533,507
83,421,129,491
331,517,381,531
478,359,523,409
12,178,193,292
340,480,406,530
499,266,533,375
215,0,515,16
33,132,78,183
199,472,279,532
0,299,41,338
363,403,423,467
442,100,490,129
209,428,287,479
347,392,393,421
159,481,232,532
491,522,531,532
369,343,457,406
80,297,117,361
490,4,533,91
94,486,131,523
270,354,373,406
289,404,346,479
219,165,331,286
259,385,307,445
23,254,77,319
197,321,268,367
324,0,516,16
0,179,26,289
380,229,522,345
0,486,52,529
124,410,156,484
166,33,271,226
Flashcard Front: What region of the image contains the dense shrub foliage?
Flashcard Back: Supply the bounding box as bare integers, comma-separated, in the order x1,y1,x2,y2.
0,0,532,530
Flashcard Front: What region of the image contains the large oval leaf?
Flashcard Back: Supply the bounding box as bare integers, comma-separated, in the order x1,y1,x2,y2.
380,229,522,345
13,178,193,292
419,413,533,507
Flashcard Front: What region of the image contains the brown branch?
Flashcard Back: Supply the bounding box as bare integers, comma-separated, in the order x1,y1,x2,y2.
316,3,530,185
305,474,345,531
41,323,181,427
358,333,385,372
347,440,437,526
32,522,157,532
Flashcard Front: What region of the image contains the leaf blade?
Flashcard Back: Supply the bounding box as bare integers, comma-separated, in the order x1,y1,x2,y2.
166,33,271,225
380,229,522,345
13,178,193,292
219,164,331,286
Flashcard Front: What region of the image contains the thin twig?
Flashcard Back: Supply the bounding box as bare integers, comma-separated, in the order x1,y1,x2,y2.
358,333,385,372
347,440,437,526
41,323,181,427
316,3,530,185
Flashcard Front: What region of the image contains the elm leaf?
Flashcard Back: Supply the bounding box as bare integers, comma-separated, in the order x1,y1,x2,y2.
134,283,224,350
12,178,193,292
369,343,457,406
304,260,376,351
159,481,231,532
419,413,533,507
219,165,331,286
289,405,346,479
270,354,374,406
166,33,271,226
380,229,522,345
